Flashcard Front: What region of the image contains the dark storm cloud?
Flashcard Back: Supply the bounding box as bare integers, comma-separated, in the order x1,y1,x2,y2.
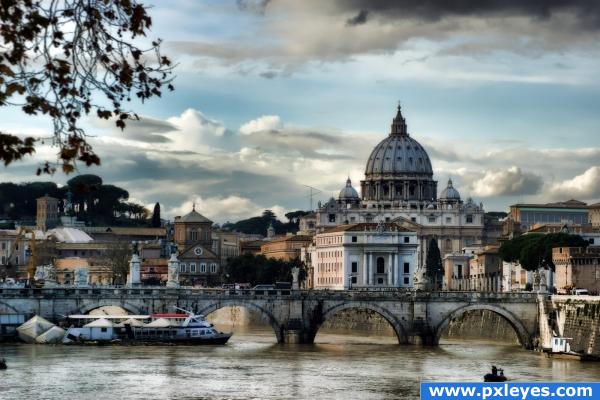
346,9,368,26
336,0,600,28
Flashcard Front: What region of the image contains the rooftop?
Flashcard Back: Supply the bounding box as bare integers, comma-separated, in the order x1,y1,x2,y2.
511,199,588,209
321,222,415,234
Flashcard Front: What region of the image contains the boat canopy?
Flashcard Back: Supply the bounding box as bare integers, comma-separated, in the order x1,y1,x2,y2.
144,318,179,328
67,315,150,320
114,318,145,327
83,318,114,328
17,316,55,343
35,326,66,344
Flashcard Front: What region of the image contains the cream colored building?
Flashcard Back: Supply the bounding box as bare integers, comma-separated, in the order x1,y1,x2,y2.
311,222,418,290
306,105,486,266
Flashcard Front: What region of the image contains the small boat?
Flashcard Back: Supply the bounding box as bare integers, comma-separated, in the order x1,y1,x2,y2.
484,366,507,382
543,337,598,361
0,358,7,370
126,310,232,345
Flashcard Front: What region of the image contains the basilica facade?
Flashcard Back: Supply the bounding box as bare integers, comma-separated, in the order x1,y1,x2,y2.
307,105,486,267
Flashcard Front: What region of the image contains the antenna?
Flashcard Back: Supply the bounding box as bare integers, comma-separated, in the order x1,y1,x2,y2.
302,185,322,211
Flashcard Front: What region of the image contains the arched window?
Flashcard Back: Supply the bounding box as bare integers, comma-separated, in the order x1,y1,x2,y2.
190,229,198,241
376,257,385,274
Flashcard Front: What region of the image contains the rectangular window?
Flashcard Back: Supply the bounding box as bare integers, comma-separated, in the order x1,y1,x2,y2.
404,262,410,274
328,214,336,223
180,264,186,273
351,276,357,284
404,277,409,285
200,263,206,273
210,264,217,273
351,262,358,273
446,217,451,223
428,216,436,223
403,236,409,243
190,263,197,273
351,236,357,243
466,215,473,223
410,217,416,222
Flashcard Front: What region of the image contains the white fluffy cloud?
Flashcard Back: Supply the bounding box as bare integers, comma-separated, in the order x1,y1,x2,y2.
470,166,543,197
550,166,600,199
239,115,282,135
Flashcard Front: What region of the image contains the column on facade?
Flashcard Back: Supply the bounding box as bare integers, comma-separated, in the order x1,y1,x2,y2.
369,253,375,285
395,253,400,286
388,253,393,286
362,252,368,286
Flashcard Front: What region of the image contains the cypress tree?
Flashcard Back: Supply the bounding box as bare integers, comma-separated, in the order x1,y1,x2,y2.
426,238,444,290
151,202,161,227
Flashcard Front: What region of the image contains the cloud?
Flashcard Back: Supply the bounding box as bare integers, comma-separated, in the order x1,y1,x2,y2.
470,166,544,197
239,115,282,135
335,1,600,27
236,0,271,15
549,166,600,199
91,115,179,143
346,9,368,26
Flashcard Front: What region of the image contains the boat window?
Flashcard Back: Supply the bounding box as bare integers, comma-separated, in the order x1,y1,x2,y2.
200,330,205,335
193,330,199,335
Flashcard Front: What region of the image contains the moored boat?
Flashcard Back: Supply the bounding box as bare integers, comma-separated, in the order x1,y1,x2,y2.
126,310,232,344
484,366,507,382
543,337,599,361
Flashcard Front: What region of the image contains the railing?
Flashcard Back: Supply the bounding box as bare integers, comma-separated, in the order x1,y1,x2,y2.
0,286,541,301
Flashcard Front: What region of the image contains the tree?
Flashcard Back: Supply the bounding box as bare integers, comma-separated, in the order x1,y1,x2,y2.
151,202,161,227
104,240,131,284
0,0,174,174
425,238,444,290
222,254,305,286
499,233,589,271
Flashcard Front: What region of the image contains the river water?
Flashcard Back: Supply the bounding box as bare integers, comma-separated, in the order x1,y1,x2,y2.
1,326,599,400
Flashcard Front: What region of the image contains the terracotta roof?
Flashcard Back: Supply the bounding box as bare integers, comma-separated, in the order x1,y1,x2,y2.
263,235,313,243
322,223,415,234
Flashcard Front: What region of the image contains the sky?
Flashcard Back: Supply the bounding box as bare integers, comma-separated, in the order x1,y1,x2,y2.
1,0,600,223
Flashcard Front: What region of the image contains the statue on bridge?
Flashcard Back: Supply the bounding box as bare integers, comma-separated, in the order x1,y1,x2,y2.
34,265,59,288
74,268,89,287
167,252,180,288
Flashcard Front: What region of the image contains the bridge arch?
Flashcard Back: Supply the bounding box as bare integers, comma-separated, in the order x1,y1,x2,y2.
434,304,532,349
0,300,22,314
317,302,409,344
198,300,283,343
74,301,143,316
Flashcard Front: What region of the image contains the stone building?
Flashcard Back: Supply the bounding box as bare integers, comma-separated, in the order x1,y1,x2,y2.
468,245,502,292
589,202,600,228
310,222,418,290
553,246,600,293
443,252,471,291
308,105,485,266
173,207,220,286
211,231,241,267
36,195,60,230
260,235,313,261
506,199,589,234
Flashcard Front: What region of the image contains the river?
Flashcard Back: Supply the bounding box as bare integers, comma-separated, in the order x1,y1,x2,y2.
1,325,599,400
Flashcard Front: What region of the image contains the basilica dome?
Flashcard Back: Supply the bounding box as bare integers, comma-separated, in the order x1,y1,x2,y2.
360,105,438,204
339,178,359,200
364,106,433,177
440,178,461,201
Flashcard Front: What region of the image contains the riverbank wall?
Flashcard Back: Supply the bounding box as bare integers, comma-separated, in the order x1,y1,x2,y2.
541,296,600,356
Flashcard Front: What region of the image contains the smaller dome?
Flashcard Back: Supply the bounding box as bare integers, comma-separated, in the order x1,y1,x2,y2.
440,178,461,201
339,178,359,200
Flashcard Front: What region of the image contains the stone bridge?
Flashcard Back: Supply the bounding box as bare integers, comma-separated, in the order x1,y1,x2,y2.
0,287,541,347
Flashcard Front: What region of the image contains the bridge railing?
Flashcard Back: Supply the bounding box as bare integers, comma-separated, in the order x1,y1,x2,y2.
0,286,542,301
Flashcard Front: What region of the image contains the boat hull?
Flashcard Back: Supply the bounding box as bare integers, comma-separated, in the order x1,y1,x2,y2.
129,334,232,345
